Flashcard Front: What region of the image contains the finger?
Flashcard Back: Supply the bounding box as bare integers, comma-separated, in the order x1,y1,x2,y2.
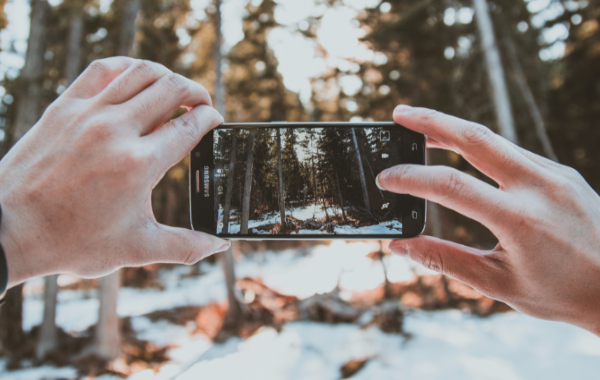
389,236,508,297
124,73,213,135
394,105,536,187
136,224,230,266
65,57,136,99
100,59,172,105
144,105,223,175
377,164,508,229
426,136,455,151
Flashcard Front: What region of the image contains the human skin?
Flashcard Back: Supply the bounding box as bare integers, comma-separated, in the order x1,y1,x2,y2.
0,57,230,287
377,105,600,336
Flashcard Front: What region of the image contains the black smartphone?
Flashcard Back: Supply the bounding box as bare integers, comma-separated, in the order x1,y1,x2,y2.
190,122,426,240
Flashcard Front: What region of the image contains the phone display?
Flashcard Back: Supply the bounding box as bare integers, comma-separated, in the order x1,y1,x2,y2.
190,122,426,239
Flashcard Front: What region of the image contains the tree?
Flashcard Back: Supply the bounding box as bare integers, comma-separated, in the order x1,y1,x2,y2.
351,127,371,214
473,0,518,143
93,0,141,361
221,134,238,234
10,0,50,144
0,0,49,365
240,132,256,234
37,0,85,361
276,128,286,227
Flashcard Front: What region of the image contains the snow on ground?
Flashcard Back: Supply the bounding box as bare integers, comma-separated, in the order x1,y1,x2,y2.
10,241,600,379
5,310,600,380
163,311,600,380
23,241,414,331
219,203,402,235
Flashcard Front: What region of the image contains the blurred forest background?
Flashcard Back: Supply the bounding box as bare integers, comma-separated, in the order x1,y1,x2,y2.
0,0,598,378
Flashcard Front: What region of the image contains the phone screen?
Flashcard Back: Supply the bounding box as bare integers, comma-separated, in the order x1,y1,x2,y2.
211,124,405,236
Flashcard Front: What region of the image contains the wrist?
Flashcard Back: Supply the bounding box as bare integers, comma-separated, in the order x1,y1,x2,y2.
0,198,46,288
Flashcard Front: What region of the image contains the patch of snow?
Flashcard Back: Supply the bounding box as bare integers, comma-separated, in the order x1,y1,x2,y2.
0,360,77,380
22,242,428,332
164,311,600,380
221,203,401,235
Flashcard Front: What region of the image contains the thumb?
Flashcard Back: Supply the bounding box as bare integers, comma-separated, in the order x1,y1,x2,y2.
141,224,230,266
389,236,508,296
147,104,223,176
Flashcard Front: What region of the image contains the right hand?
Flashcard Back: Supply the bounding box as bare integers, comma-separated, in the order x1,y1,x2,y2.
377,105,600,336
0,57,230,287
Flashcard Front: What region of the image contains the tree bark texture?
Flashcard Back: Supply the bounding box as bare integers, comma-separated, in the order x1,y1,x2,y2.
11,0,49,144
222,135,237,233
240,133,255,234
473,0,518,144
276,128,286,227
351,128,371,213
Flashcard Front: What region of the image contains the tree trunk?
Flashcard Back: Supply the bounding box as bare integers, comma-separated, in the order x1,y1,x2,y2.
378,241,392,299
351,128,371,213
320,176,330,222
240,133,255,234
94,0,140,360
0,284,24,366
473,0,518,144
65,10,84,85
94,271,121,360
221,243,243,329
501,23,558,161
36,274,59,360
276,128,286,227
10,0,49,145
222,135,237,233
213,0,224,116
315,146,329,222
118,0,140,57
37,10,84,360
213,0,243,333
334,170,347,222
0,0,49,360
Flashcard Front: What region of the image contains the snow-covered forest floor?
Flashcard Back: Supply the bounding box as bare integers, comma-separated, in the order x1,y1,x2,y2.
2,241,600,379
219,203,402,235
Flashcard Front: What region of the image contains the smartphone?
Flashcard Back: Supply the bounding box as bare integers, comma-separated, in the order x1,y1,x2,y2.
190,122,426,240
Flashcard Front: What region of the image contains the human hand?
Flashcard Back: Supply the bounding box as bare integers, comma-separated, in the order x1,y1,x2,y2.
0,57,230,287
377,105,600,336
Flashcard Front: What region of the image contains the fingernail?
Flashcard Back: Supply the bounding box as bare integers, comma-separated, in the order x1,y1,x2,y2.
376,169,390,190
215,241,230,252
391,243,408,256
394,105,412,114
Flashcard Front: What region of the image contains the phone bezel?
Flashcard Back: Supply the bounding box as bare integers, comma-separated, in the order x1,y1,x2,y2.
190,122,426,240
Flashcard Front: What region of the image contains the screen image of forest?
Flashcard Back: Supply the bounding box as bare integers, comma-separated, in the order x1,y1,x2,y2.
214,126,403,235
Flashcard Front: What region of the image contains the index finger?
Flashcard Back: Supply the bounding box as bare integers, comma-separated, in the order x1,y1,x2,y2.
394,105,536,187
